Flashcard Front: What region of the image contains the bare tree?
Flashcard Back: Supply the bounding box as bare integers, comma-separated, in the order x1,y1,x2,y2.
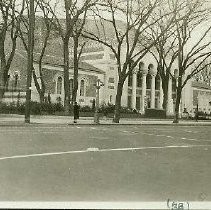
71,15,87,108
172,0,211,123
25,0,35,123
16,0,55,104
43,0,98,115
148,2,181,112
194,61,211,86
0,0,24,100
83,0,176,123
32,0,55,104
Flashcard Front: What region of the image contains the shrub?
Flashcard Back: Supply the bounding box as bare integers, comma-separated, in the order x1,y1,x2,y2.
0,102,18,114
79,105,92,112
99,103,115,114
53,102,64,112
120,107,134,113
0,101,65,115
99,103,134,114
31,102,41,115
17,103,25,114
145,108,166,118
40,102,64,114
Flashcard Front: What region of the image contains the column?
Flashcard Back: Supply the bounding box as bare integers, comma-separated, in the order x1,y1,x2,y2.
131,72,137,109
77,78,80,100
102,73,107,104
166,76,173,115
99,74,106,104
159,78,163,109
122,76,129,107
150,74,156,108
141,73,147,113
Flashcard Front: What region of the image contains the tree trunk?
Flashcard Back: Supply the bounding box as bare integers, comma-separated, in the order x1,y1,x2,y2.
173,86,182,123
162,80,168,110
113,78,124,123
0,39,7,101
32,70,45,104
72,37,79,106
0,81,6,101
0,57,9,101
63,38,70,115
39,92,45,104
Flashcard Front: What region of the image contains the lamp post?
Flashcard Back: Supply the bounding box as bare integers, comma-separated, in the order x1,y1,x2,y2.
94,79,104,124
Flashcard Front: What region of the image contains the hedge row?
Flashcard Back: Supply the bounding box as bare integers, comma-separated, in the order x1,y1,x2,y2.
0,102,136,115
0,102,173,119
0,102,64,115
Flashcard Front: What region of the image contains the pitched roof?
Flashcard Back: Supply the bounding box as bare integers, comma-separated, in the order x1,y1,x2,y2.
16,50,105,75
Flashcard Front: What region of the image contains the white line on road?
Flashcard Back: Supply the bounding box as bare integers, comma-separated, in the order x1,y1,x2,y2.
137,131,211,142
184,130,199,133
0,144,210,161
90,127,97,130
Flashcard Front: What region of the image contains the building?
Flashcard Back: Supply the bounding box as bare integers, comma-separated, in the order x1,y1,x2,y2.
4,49,105,107
3,18,211,116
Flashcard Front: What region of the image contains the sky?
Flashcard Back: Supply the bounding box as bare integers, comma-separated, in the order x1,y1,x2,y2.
1,0,211,53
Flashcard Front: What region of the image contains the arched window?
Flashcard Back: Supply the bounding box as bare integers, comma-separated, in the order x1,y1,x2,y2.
155,74,160,90
146,74,152,89
110,95,112,103
57,77,62,94
80,79,85,96
137,71,142,87
14,72,19,91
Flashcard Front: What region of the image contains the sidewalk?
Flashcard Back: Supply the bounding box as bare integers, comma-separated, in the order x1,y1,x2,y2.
0,114,211,126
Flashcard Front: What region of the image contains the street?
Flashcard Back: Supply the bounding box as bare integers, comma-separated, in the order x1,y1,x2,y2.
0,125,210,202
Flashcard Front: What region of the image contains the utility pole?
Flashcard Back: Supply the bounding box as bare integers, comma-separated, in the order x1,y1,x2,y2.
25,0,35,123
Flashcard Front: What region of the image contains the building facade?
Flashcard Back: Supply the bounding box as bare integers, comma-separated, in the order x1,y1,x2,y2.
3,29,211,116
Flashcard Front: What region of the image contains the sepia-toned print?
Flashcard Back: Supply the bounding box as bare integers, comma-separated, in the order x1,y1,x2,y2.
0,0,211,209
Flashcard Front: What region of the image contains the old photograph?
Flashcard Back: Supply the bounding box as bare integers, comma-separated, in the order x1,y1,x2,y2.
0,0,211,209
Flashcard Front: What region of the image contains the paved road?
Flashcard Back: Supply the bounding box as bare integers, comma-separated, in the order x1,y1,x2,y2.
0,125,210,202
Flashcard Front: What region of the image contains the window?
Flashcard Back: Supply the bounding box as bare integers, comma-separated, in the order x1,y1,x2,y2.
108,85,114,89
108,77,115,83
155,75,160,90
109,54,116,60
69,79,73,94
57,77,62,94
110,95,113,103
146,74,151,89
155,98,159,108
14,72,19,91
80,80,85,96
137,71,142,87
128,96,132,109
136,96,140,110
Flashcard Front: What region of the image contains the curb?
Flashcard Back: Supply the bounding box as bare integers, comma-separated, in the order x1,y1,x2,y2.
0,122,211,127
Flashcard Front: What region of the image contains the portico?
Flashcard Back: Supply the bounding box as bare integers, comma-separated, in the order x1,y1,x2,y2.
128,62,174,114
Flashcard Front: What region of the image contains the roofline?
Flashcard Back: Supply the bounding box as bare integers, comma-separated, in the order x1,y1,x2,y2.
16,50,105,75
